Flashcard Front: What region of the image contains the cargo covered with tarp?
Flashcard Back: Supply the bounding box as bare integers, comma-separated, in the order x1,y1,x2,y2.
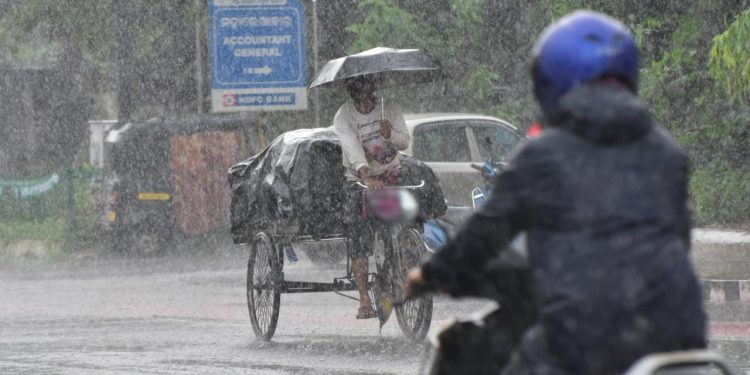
228,127,446,244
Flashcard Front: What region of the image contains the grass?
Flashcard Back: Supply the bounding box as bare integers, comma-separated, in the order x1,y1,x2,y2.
690,167,750,226
0,218,67,242
0,171,106,250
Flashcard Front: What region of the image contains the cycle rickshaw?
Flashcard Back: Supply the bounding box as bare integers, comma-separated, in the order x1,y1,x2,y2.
229,128,447,342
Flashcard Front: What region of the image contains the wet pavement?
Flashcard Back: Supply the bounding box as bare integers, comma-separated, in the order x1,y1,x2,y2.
1,236,749,374
0,244,492,374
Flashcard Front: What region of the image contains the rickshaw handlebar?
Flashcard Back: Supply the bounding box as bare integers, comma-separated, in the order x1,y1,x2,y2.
352,180,426,190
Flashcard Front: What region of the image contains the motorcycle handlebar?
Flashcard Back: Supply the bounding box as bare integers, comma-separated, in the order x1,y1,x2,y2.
392,285,432,307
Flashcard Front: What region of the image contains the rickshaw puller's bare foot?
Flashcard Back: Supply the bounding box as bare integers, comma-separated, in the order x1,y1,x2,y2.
356,305,377,319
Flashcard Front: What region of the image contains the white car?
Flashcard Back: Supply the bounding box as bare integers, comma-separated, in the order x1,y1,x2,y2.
403,113,523,207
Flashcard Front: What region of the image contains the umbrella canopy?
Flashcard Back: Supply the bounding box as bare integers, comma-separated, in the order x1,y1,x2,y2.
309,47,443,89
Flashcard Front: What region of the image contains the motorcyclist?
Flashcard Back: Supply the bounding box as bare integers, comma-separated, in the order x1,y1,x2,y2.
405,10,706,374
334,75,410,319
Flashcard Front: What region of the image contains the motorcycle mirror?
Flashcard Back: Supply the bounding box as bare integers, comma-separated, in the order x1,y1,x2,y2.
367,189,419,224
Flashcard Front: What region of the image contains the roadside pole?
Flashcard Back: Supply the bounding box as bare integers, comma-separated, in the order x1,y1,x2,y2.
66,170,74,235
258,114,267,148
115,0,135,124
194,0,206,113
312,0,320,128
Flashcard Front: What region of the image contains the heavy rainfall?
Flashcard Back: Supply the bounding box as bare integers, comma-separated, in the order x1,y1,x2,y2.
0,0,749,374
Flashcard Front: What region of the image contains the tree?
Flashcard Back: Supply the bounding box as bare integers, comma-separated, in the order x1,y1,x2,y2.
0,1,204,175
343,0,540,125
709,9,750,104
0,0,201,119
0,0,105,175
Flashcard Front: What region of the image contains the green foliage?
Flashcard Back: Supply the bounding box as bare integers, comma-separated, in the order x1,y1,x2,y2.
0,0,746,227
632,7,750,226
0,218,66,242
463,64,533,124
466,65,500,102
345,0,536,124
0,170,104,246
0,0,116,68
690,167,750,225
709,9,750,103
447,0,486,54
346,0,437,53
0,0,203,118
640,14,708,129
345,1,749,224
539,0,585,20
679,109,750,170
452,0,485,27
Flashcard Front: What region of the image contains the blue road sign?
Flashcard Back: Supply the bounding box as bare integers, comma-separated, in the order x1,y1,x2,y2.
209,0,307,112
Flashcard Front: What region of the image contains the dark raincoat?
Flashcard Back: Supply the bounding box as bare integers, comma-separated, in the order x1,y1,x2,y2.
421,84,707,375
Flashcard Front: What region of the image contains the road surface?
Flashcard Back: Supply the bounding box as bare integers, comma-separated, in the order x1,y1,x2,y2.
1,240,748,374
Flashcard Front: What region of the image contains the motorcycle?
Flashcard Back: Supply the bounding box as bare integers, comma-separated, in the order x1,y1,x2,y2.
421,324,739,375
415,136,737,375
383,180,738,375
422,136,527,256
414,244,736,374
422,159,506,253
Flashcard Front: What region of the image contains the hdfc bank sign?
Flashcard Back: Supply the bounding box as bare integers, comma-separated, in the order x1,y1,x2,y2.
221,92,296,107
223,94,238,107
210,0,307,112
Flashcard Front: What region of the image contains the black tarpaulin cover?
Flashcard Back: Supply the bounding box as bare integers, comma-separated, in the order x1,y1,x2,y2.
228,127,446,244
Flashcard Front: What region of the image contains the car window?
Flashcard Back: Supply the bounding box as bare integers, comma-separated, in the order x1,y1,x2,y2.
413,124,471,162
471,123,521,162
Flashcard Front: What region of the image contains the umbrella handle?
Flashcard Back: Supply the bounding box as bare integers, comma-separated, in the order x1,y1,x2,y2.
381,97,384,122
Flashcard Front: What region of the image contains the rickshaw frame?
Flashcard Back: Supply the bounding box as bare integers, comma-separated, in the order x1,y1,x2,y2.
245,183,434,342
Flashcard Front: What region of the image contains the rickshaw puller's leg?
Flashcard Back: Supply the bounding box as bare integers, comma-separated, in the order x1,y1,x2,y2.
353,257,377,319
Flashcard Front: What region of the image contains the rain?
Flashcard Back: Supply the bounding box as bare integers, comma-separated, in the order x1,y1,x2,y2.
0,0,749,374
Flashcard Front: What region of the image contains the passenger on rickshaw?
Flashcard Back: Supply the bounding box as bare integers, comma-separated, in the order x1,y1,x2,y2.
333,75,410,319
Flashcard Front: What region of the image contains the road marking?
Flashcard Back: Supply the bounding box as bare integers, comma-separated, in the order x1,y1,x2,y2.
711,322,750,339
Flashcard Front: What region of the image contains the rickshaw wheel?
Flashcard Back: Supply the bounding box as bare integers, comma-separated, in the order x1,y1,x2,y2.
394,227,433,342
247,232,282,341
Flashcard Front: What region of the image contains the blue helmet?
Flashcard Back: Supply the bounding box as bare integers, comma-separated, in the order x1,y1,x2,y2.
532,11,638,119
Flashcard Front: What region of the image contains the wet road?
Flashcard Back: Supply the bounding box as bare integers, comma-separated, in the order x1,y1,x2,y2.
0,244,494,374
1,242,749,374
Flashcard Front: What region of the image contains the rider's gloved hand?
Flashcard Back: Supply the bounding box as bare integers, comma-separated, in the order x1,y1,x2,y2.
403,267,433,298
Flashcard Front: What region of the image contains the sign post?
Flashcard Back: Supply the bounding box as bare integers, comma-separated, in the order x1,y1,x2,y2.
209,0,308,112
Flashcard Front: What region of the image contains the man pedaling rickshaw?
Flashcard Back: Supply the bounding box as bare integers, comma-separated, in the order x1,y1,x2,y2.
333,75,410,320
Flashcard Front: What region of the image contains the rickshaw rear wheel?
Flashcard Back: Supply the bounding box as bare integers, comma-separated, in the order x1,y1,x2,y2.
247,232,282,341
394,227,433,342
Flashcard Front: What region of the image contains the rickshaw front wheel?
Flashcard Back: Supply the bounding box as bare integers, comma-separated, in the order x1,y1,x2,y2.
247,231,282,341
394,227,433,342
